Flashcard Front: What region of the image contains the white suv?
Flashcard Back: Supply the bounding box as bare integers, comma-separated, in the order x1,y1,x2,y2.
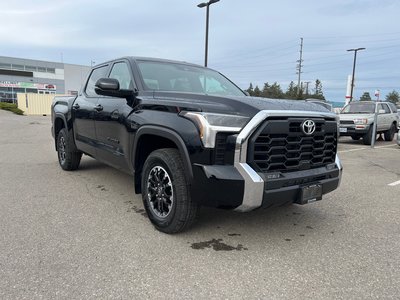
339,101,399,145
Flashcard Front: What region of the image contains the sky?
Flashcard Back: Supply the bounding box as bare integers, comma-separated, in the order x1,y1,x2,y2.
1,0,399,102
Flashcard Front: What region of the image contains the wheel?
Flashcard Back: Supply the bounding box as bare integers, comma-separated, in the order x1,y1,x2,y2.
384,124,396,141
351,135,361,141
141,148,199,233
362,126,374,145
57,128,82,170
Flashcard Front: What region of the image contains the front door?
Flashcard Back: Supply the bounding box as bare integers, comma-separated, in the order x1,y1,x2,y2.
94,61,136,172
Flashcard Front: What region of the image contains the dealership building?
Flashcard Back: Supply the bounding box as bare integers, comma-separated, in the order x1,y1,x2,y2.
0,56,91,103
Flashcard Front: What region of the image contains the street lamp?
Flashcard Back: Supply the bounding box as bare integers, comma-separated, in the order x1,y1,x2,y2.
347,47,365,102
197,0,220,67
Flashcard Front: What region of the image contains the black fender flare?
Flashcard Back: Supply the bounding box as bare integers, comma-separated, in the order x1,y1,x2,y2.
53,113,78,151
132,125,193,184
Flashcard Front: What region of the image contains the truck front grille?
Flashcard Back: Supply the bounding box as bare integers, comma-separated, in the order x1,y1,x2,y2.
247,117,337,173
340,120,354,125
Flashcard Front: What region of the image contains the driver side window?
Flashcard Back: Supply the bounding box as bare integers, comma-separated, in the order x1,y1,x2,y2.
109,62,133,90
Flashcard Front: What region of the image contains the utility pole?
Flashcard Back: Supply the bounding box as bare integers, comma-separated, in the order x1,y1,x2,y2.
347,47,366,102
296,38,304,97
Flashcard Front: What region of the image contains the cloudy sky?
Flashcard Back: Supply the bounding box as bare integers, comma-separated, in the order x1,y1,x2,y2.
1,0,399,101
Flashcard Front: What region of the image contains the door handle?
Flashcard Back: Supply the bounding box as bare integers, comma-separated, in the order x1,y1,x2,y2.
94,104,103,112
72,103,80,110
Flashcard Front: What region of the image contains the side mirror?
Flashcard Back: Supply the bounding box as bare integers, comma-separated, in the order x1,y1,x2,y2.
378,109,386,114
95,78,134,98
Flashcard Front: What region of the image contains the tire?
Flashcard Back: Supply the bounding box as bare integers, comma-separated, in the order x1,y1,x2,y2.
141,148,199,234
362,126,374,145
57,128,82,171
351,135,361,141
384,124,396,141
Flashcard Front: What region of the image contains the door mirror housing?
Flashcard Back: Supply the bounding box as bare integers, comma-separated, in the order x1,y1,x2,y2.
95,78,134,98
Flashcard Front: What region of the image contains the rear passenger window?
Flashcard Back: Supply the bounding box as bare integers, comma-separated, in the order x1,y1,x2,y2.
85,65,108,97
388,103,397,113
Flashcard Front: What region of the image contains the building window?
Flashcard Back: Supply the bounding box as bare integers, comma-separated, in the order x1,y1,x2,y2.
37,67,46,72
0,63,11,69
25,66,37,72
12,64,25,70
47,67,55,74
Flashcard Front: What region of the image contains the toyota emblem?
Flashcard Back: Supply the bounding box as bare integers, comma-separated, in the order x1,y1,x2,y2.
301,119,316,135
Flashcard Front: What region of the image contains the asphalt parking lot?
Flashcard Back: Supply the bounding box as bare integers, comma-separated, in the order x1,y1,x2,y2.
1,110,399,299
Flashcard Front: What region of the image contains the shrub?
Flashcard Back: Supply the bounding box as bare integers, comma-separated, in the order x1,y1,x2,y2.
0,102,24,115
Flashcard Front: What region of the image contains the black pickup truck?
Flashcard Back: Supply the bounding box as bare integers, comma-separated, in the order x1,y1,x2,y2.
52,57,342,233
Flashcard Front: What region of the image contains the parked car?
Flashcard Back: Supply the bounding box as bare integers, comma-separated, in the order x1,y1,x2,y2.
339,101,399,145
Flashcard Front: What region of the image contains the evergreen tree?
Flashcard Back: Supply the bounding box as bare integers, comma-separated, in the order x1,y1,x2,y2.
261,82,271,98
253,85,261,97
285,81,297,99
360,92,372,101
246,83,254,96
261,82,284,99
385,90,399,104
270,82,284,99
309,79,325,100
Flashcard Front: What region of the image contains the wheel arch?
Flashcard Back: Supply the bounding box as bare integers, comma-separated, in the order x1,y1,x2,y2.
54,114,68,150
132,126,193,194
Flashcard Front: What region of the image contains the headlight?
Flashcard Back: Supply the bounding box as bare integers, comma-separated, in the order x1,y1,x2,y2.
180,111,249,148
354,118,368,125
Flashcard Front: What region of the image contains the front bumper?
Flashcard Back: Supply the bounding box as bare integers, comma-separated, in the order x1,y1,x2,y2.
339,124,370,136
191,110,343,211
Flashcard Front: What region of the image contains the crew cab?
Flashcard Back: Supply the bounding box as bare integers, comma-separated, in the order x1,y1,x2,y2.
52,57,343,233
339,101,398,145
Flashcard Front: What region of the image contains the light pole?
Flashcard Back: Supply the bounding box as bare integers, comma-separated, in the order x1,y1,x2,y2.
197,0,220,67
347,47,365,102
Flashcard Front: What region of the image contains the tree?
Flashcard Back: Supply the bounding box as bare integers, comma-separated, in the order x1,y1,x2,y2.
261,82,271,98
360,92,372,101
261,82,284,99
385,90,399,104
246,83,254,96
253,85,261,97
307,79,325,100
285,81,297,99
270,82,284,99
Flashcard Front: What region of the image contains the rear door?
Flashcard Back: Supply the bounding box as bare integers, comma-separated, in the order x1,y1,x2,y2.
72,64,109,156
94,60,136,172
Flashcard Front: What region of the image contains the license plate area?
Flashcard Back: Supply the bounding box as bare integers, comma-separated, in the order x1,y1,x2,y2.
297,184,322,205
339,127,347,133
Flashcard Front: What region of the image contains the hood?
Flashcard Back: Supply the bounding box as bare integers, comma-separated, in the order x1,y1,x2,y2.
150,92,333,118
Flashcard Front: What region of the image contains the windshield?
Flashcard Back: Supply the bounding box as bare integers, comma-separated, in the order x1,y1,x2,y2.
136,60,245,97
341,102,375,114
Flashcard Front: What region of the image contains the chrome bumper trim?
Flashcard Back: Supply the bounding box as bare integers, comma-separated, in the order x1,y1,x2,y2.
234,109,337,212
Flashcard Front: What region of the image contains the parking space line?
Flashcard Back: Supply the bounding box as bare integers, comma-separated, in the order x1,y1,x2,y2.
374,144,398,149
338,148,367,153
388,180,400,186
338,143,397,153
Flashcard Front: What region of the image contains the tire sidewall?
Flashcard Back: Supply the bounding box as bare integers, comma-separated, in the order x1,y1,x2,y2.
57,129,69,169
141,153,180,229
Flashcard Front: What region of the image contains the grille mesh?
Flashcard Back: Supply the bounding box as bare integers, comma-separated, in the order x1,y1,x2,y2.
248,118,337,173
